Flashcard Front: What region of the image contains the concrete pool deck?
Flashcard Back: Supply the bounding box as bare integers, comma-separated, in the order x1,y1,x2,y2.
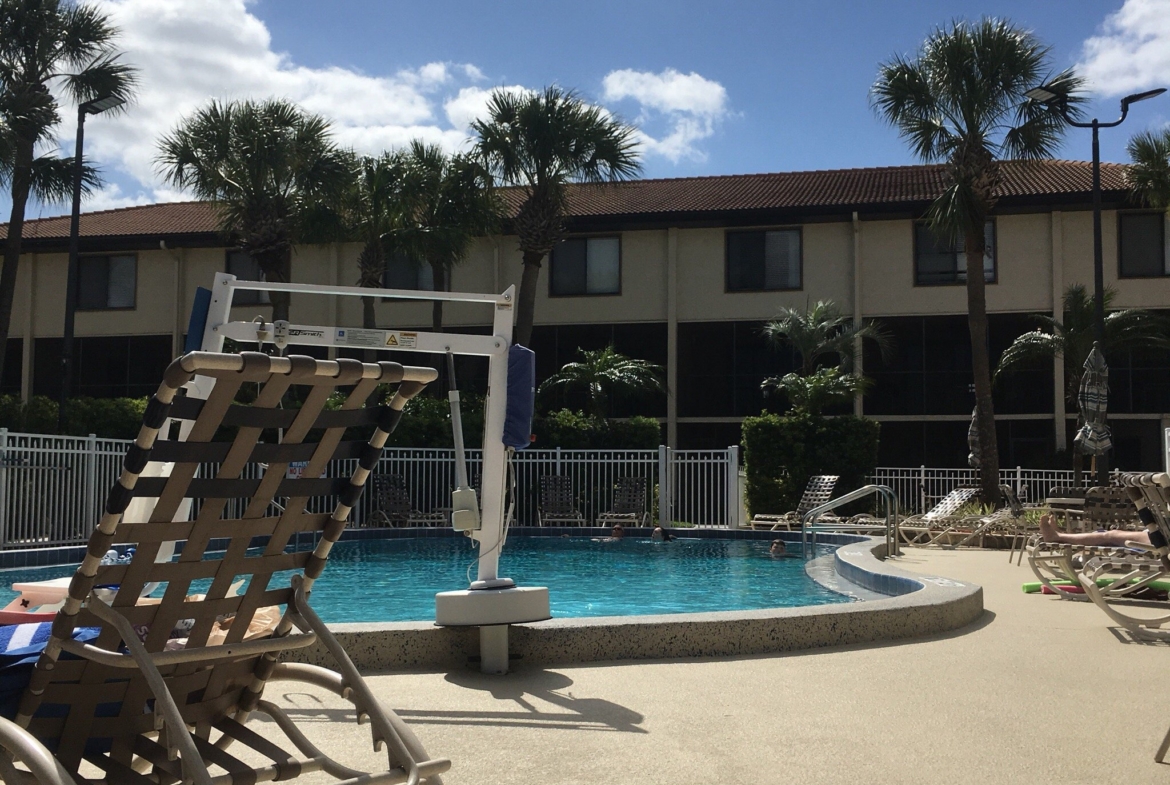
259,548,1170,784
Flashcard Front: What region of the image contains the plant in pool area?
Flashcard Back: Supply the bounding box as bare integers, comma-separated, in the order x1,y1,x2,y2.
762,368,872,417
538,345,664,421
872,18,1084,505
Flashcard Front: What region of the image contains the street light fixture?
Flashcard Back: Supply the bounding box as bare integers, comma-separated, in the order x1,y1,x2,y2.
58,94,126,432
1027,83,1165,481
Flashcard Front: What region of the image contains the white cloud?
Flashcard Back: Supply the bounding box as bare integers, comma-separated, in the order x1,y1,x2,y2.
1078,0,1170,95
443,85,532,130
602,68,729,162
71,0,493,208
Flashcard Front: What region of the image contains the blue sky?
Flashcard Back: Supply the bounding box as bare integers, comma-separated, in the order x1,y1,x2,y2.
14,0,1170,218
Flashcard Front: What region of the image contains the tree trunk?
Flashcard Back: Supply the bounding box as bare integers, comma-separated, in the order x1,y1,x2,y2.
431,262,446,333
0,139,35,392
362,295,376,330
515,250,544,347
965,233,1001,506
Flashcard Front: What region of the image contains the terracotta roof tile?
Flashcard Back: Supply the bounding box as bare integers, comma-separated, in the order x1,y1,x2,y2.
1,160,1129,242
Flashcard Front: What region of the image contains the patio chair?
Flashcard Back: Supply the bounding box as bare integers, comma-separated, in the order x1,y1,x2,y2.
0,351,450,785
597,477,649,527
1027,486,1143,601
947,485,1029,551
369,473,448,527
898,486,980,546
749,475,839,531
538,475,584,526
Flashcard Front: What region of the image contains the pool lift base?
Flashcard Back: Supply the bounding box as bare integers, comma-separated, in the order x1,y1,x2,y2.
435,584,551,674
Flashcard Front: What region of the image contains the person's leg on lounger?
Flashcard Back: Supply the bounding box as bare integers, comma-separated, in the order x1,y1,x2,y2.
1038,513,1150,547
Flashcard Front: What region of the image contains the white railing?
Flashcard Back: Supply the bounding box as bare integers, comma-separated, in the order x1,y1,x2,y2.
868,466,1120,515
0,431,742,550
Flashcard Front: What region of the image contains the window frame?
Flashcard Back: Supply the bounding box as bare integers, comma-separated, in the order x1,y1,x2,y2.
723,226,804,293
75,253,138,311
547,234,623,298
1117,210,1168,279
912,219,998,287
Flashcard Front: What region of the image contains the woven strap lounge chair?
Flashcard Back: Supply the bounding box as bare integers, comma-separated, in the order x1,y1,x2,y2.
898,487,980,546
0,351,449,785
1027,486,1143,601
597,477,649,527
369,474,447,527
749,475,839,531
538,475,584,526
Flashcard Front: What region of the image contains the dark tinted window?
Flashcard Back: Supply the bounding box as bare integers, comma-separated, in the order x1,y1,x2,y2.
226,250,269,305
914,222,995,285
726,229,801,291
77,255,135,309
549,237,620,296
1119,213,1166,277
34,335,171,398
383,253,434,290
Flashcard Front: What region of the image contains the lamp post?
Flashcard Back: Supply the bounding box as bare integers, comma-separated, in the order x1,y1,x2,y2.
1024,84,1165,482
58,95,125,432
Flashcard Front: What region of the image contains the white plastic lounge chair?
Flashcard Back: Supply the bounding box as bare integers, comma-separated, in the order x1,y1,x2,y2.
749,475,839,531
898,487,979,546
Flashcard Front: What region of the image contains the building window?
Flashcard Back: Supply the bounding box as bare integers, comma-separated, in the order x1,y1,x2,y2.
383,254,434,290
549,237,620,296
914,222,995,285
77,255,135,310
725,229,801,292
1119,212,1168,278
226,250,270,305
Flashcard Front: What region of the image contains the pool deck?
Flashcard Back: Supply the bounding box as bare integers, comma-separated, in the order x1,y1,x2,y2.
261,548,1170,785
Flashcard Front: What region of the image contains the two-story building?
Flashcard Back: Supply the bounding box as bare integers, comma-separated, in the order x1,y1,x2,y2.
2,159,1168,469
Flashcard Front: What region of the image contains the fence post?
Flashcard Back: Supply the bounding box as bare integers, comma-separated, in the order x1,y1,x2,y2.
658,444,669,528
726,445,740,529
85,434,98,540
555,446,562,475
0,428,7,548
919,465,926,516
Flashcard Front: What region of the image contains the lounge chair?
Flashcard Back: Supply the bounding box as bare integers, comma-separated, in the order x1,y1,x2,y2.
0,351,450,785
369,473,448,527
749,475,839,531
538,475,584,526
1027,486,1143,601
597,477,649,527
898,487,979,545
948,485,1029,551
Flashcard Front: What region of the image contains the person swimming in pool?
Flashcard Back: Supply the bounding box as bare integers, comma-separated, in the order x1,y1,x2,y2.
770,539,798,558
593,524,625,543
651,526,673,542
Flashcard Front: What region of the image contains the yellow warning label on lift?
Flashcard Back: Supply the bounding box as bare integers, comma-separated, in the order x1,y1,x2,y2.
385,331,417,348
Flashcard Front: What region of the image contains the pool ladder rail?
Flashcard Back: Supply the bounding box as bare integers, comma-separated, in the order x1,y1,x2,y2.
800,484,900,558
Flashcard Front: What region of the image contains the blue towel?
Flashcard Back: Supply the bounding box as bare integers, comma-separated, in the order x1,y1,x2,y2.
0,623,100,720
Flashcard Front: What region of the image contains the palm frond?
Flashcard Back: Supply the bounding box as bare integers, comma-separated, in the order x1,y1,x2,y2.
1126,129,1170,210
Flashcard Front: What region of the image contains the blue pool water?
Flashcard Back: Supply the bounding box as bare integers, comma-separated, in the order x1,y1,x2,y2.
0,537,850,622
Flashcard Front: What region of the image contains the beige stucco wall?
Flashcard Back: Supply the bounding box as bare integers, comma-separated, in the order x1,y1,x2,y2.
17,208,1170,349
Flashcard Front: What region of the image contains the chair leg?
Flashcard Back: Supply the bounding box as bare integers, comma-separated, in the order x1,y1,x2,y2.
0,717,75,785
1157,723,1170,763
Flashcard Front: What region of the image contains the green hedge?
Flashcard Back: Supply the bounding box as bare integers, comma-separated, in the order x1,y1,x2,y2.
533,409,661,450
0,395,148,440
742,413,880,517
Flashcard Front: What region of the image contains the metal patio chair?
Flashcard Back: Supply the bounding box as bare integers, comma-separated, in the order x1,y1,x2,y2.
538,475,584,526
369,473,448,527
597,477,649,527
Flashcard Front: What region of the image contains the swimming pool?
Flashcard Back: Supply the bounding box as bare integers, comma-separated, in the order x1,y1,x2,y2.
0,536,850,622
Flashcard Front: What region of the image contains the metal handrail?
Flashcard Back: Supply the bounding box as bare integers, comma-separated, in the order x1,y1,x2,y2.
800,484,900,557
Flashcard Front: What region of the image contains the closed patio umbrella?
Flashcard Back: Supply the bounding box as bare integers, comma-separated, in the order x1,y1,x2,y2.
1073,343,1112,458
967,406,981,469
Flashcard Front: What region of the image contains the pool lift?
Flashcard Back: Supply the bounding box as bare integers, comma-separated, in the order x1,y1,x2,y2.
192,273,550,675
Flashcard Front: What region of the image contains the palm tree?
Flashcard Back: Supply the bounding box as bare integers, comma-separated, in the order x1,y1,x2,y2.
0,0,136,388
156,99,351,322
872,18,1084,504
1126,128,1170,209
996,283,1170,415
763,368,872,417
761,300,892,376
344,150,409,329
538,345,664,420
395,141,500,332
471,86,641,347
